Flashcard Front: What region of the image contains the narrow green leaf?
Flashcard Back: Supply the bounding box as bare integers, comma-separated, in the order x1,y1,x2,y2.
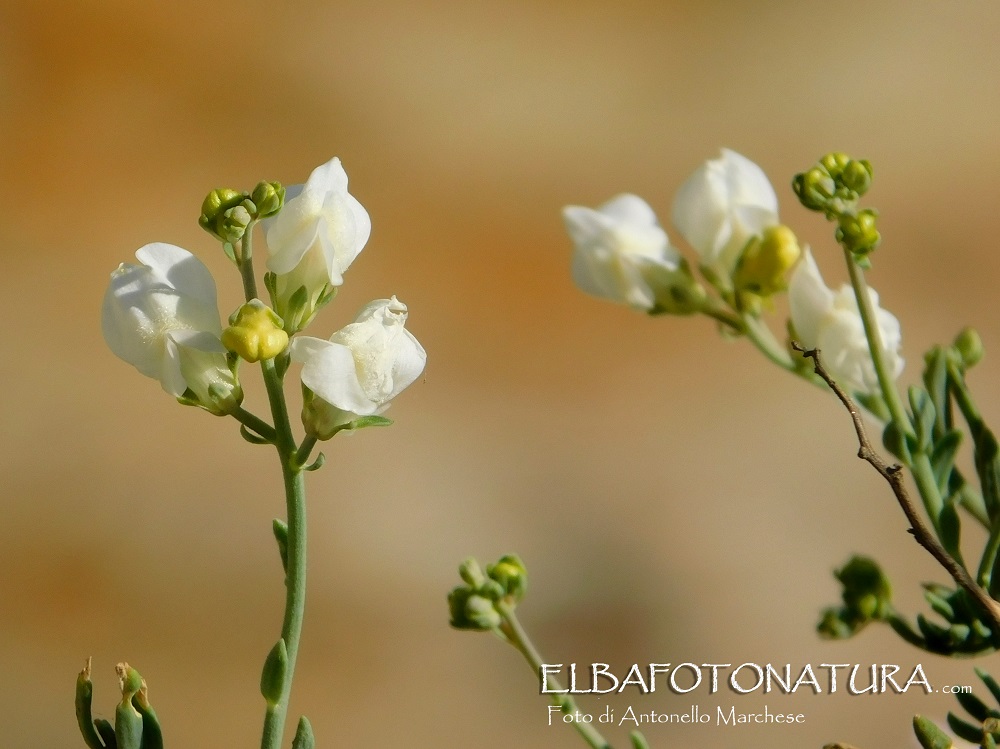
910,386,936,452
94,719,117,749
76,660,106,749
931,430,964,491
915,715,955,748
272,519,289,574
976,668,1000,708
883,420,913,463
260,639,288,706
939,502,963,563
957,690,995,722
131,690,163,749
946,712,980,744
923,346,950,438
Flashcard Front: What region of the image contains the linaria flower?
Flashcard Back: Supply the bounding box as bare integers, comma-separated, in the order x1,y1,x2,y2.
101,243,241,413
290,296,426,438
563,194,702,312
672,149,779,275
789,250,903,394
262,157,371,331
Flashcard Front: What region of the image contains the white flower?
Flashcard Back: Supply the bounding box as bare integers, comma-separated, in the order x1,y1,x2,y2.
672,149,778,274
290,296,426,437
101,243,241,413
789,249,903,394
563,194,691,311
263,157,371,330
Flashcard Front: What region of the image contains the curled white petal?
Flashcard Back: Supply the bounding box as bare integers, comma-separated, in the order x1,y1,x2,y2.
788,249,903,393
101,243,235,403
291,296,426,429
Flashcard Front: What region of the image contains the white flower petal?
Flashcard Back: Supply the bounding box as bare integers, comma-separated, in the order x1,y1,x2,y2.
563,195,678,311
788,249,834,346
293,337,378,414
672,149,778,271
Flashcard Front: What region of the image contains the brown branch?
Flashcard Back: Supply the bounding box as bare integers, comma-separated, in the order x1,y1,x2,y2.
791,342,1000,634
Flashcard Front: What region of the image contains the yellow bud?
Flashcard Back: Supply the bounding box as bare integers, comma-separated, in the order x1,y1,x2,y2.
733,225,802,297
222,300,289,362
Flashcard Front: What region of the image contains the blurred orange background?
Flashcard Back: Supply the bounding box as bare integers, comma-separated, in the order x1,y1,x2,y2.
3,1,1000,747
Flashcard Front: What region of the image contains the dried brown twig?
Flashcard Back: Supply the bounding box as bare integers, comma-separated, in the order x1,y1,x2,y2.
792,342,1000,634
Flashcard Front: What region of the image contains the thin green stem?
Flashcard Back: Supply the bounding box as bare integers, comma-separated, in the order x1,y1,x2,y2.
842,249,910,437
495,602,611,749
239,221,260,301
843,250,943,523
295,435,318,469
232,406,277,443
742,314,795,372
259,356,307,749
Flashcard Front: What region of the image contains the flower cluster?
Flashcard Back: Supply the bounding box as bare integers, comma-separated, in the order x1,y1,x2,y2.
563,149,903,396
102,157,425,434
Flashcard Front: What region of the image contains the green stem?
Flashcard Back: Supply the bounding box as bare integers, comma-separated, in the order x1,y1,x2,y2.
232,406,277,443
843,250,944,523
239,221,260,301
495,602,611,749
259,357,307,749
295,435,318,469
842,249,910,436
742,314,795,372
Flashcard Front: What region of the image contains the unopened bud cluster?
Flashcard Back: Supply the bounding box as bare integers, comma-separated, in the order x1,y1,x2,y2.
448,555,527,631
793,152,880,257
817,556,892,639
199,181,286,244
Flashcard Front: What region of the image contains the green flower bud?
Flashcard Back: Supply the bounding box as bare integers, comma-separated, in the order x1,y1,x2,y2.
835,209,880,255
220,203,254,244
252,181,285,219
448,588,502,630
954,327,985,369
732,224,802,297
222,300,289,362
487,554,527,604
840,159,873,196
458,558,487,589
199,188,247,240
816,607,854,639
819,152,850,180
837,556,892,621
792,167,836,212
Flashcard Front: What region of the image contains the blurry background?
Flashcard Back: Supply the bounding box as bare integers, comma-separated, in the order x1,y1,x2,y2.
2,1,1000,747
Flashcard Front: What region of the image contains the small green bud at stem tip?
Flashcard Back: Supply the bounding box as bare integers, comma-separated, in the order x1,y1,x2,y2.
292,716,316,749
954,327,984,369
